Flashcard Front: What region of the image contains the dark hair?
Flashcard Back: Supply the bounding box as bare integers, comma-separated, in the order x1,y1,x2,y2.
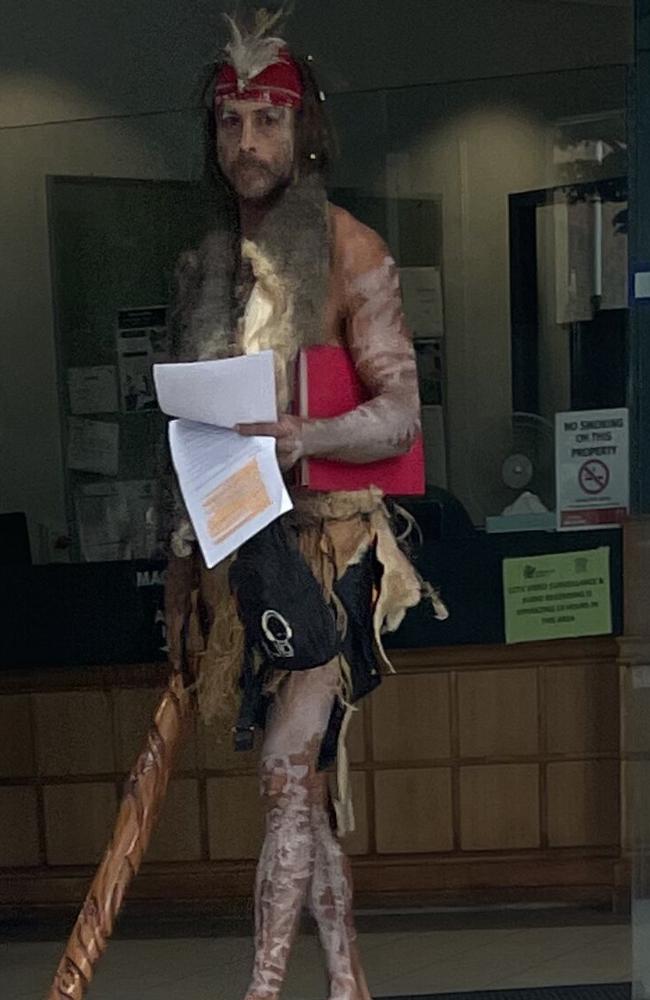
200,55,336,189
293,57,337,178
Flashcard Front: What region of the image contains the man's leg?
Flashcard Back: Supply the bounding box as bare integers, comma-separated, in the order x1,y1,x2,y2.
244,661,369,1000
309,830,372,1000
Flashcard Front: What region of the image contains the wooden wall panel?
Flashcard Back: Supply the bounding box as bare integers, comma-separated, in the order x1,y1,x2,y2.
202,714,260,772
372,674,451,762
147,779,203,863
114,687,198,772
374,768,453,854
622,677,650,755
458,669,538,758
35,691,114,776
0,634,624,907
207,775,265,861
348,705,367,764
544,664,619,755
0,787,41,866
460,764,540,850
342,771,370,856
547,760,620,847
43,782,117,865
0,694,34,778
623,760,650,851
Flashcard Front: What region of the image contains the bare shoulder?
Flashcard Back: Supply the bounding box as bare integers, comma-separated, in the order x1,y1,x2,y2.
328,203,393,275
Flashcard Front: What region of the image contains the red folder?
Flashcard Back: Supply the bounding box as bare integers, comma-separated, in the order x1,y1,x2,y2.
298,345,425,495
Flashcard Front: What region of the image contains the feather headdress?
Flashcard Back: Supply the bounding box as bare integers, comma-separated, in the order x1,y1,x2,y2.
222,5,294,88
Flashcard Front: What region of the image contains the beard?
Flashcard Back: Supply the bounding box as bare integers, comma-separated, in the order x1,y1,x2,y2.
223,152,291,201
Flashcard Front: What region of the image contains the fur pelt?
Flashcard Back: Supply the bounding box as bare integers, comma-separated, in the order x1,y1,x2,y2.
169,175,331,379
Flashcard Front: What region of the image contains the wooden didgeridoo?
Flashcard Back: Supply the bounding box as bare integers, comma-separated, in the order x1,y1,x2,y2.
46,666,193,1000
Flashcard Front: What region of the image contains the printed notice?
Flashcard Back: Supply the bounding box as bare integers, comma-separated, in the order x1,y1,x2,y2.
503,547,612,644
158,351,291,567
67,366,119,414
76,480,159,562
117,335,156,412
203,459,272,545
556,407,629,530
118,306,169,364
169,420,291,569
67,418,119,477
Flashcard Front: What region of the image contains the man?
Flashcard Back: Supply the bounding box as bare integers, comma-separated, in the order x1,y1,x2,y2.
49,11,444,1000
162,13,445,1000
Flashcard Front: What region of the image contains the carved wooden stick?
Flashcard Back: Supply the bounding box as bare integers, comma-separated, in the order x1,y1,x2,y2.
47,670,192,1000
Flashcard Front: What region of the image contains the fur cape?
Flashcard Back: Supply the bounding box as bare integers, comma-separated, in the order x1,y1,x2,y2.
169,174,331,394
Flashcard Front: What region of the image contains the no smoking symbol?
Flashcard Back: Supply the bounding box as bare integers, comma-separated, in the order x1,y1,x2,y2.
579,459,609,495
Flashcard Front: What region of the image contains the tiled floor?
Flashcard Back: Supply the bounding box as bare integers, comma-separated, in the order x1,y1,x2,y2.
1,914,631,1000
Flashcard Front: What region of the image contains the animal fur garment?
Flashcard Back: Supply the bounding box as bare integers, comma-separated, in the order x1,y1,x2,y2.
169,174,330,409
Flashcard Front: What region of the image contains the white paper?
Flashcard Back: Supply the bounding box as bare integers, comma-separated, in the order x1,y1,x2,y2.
555,407,629,530
118,306,169,364
76,480,159,561
67,418,119,477
154,351,277,427
552,199,594,324
552,198,628,322
117,335,156,412
400,267,444,339
169,420,292,568
76,483,129,562
68,366,119,414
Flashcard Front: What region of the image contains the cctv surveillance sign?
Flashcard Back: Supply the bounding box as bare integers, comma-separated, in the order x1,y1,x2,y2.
503,548,612,644
555,408,629,530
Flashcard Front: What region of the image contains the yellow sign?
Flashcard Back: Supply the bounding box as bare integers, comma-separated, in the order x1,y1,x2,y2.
503,547,612,644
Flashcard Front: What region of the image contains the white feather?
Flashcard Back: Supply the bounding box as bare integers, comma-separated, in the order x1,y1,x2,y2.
222,7,292,85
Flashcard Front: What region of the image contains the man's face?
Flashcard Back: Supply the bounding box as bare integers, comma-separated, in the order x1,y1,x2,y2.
216,100,296,201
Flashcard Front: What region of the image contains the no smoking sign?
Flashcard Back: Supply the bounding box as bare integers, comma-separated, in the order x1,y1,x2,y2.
556,408,629,530
578,459,610,495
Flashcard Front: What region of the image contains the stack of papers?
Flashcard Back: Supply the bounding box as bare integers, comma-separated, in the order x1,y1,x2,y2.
154,351,292,568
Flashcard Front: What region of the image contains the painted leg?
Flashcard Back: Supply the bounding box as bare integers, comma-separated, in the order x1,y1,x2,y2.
243,662,339,1000
310,811,371,1000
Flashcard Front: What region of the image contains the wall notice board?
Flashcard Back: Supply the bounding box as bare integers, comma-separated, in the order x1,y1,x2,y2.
48,175,224,562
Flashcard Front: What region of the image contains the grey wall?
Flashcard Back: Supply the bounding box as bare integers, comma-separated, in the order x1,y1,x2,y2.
0,0,632,127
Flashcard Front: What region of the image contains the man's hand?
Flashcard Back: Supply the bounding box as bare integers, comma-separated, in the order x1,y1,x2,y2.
236,413,304,471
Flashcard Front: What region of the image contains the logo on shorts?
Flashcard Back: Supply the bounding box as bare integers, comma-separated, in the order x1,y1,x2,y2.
261,610,294,659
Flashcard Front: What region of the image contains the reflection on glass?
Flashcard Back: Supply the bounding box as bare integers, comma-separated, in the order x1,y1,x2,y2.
329,74,628,526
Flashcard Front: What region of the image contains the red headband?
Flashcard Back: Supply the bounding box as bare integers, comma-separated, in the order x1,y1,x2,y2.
215,49,304,109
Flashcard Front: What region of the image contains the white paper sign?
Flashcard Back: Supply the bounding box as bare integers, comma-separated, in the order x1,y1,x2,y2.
67,366,119,414
67,418,120,477
154,351,277,427
117,335,156,412
169,421,292,569
555,407,629,530
76,480,158,561
118,306,169,360
157,352,290,568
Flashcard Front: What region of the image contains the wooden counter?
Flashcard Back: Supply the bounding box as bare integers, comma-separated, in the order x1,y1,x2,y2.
0,635,626,912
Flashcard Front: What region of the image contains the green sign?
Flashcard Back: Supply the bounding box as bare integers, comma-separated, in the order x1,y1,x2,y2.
503,547,612,644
